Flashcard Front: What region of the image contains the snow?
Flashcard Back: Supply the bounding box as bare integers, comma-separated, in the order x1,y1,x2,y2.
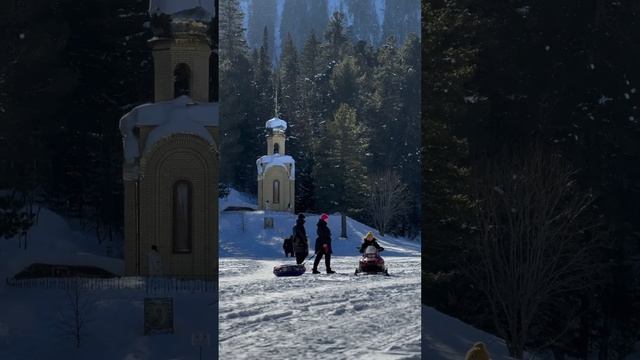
119,96,219,162
0,208,123,280
265,116,287,131
422,306,526,359
220,189,258,211
0,191,618,358
0,208,216,359
327,0,342,18
239,0,249,34
218,190,421,359
219,257,420,359
149,0,214,18
256,154,295,180
374,0,386,26
143,117,215,155
274,0,285,62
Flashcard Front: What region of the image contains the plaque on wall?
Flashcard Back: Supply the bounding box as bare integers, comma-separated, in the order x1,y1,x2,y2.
144,297,174,335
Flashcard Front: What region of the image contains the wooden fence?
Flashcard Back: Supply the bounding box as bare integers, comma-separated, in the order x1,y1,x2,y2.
5,276,217,294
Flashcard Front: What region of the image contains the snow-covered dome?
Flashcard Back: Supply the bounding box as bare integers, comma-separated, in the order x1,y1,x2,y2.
265,117,287,132
256,154,295,180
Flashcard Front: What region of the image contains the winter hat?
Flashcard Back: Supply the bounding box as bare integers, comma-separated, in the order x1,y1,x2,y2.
320,213,329,222
365,231,374,240
297,213,305,220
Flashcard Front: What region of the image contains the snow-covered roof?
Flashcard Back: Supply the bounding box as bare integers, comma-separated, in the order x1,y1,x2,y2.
149,0,214,19
256,154,295,180
265,117,287,132
119,95,218,162
172,6,212,22
143,118,215,156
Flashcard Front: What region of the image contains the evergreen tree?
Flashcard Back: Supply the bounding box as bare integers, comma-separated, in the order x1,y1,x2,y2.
313,104,369,219
279,33,299,122
220,0,256,190
323,12,349,63
330,56,361,109
367,37,403,169
246,0,276,61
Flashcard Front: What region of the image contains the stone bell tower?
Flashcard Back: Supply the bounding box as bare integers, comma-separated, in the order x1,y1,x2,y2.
120,1,218,279
149,26,210,102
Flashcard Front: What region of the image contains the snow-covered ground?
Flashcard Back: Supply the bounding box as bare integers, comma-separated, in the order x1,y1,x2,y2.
3,190,630,359
422,306,521,360
0,208,216,360
218,190,422,359
220,257,420,359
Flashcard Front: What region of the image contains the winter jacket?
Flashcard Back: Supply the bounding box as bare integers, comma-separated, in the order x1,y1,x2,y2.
315,219,332,254
282,236,293,252
292,220,309,254
359,238,383,253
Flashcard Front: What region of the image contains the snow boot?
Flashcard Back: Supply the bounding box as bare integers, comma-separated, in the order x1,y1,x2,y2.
326,269,336,274
312,269,320,274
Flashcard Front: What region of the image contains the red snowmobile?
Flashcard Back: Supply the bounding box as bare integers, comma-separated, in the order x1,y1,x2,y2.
355,245,389,276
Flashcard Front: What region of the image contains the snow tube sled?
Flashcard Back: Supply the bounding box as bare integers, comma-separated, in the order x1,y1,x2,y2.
273,264,306,277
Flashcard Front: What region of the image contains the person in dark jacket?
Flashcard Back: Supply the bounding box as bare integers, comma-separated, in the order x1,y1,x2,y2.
313,213,335,274
292,213,309,264
283,236,294,257
359,231,384,254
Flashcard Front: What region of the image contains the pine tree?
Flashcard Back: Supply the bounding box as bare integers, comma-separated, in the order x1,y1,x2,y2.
279,33,299,122
313,104,369,219
421,0,481,309
330,56,361,109
367,36,403,169
323,12,349,63
219,0,256,190
246,0,276,60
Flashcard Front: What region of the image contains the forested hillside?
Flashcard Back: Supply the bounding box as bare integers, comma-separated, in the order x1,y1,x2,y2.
423,0,640,358
240,0,420,63
221,0,421,237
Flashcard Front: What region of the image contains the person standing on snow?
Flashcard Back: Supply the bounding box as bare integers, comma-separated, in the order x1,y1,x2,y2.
282,236,294,257
292,213,309,264
313,213,335,274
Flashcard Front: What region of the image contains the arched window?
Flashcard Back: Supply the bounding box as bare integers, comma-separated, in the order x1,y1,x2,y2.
273,180,280,204
273,143,280,154
173,180,192,253
174,63,191,97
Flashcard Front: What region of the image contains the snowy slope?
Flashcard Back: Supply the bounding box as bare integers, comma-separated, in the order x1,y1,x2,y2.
218,190,422,359
0,208,216,360
219,190,420,259
0,208,123,280
423,306,523,359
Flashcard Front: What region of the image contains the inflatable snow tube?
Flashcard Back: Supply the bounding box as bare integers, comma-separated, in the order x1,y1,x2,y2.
273,264,306,277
